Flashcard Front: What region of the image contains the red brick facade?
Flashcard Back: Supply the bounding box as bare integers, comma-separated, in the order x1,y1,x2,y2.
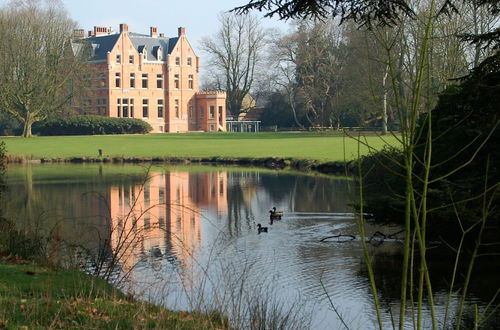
74,24,226,133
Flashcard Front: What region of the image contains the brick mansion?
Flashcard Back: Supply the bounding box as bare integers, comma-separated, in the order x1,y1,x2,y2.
72,24,226,133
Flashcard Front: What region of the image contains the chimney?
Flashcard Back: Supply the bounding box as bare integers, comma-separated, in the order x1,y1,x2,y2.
120,23,128,33
88,30,95,37
150,27,158,38
159,33,165,38
73,29,85,39
94,26,110,36
178,27,186,37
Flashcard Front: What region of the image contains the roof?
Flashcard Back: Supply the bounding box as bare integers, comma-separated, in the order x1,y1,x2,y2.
128,33,178,61
73,32,179,62
239,107,265,121
78,34,120,61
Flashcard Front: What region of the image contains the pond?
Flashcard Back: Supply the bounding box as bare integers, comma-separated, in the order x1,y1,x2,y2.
2,164,498,329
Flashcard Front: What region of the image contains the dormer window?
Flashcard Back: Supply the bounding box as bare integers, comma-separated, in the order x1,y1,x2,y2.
157,47,163,61
142,49,147,60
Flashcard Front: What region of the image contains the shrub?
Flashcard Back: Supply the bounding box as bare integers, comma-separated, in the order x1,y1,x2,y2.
0,114,21,136
33,116,153,136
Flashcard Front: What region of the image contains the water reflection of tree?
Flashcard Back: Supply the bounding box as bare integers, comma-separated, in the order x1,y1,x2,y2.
226,172,258,237
357,248,500,314
291,177,352,213
2,165,144,251
224,172,354,238
260,173,353,213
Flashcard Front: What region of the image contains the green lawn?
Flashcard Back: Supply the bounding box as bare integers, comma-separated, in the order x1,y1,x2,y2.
1,132,400,161
0,262,227,329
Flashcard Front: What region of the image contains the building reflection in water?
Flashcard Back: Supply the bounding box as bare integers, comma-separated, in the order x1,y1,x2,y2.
108,170,227,280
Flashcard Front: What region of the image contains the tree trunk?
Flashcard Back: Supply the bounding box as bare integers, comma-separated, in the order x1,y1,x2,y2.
286,87,304,129
22,119,33,138
382,64,389,135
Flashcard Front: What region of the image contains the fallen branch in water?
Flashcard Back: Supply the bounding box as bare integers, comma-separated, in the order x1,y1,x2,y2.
319,234,356,242
320,229,405,243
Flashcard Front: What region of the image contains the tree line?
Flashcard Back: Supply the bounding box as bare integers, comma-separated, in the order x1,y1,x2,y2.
202,1,497,132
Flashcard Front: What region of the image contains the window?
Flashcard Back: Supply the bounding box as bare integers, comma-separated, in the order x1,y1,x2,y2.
129,73,135,88
83,99,92,109
124,187,130,205
209,105,215,119
116,54,121,64
157,99,164,118
189,100,194,118
175,56,180,65
118,98,134,117
144,185,150,205
142,49,147,60
174,74,179,89
122,98,129,117
187,57,192,66
199,106,204,118
129,55,134,64
97,72,106,88
219,105,223,121
159,188,165,203
210,124,215,131
83,74,92,89
115,72,120,88
142,73,148,88
188,74,193,89
142,99,149,118
175,99,179,118
156,74,163,88
97,98,107,115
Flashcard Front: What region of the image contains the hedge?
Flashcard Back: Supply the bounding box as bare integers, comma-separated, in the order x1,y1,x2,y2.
33,116,153,136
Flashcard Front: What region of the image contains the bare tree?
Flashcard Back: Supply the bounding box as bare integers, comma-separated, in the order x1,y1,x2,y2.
0,0,85,137
270,20,350,128
269,28,305,128
201,13,267,118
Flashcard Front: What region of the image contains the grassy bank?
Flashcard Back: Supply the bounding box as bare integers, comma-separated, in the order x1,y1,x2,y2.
0,132,399,162
0,261,227,329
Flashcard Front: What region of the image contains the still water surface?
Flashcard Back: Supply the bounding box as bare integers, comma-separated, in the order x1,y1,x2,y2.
3,164,498,329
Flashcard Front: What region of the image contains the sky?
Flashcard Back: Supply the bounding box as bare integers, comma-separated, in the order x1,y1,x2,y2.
48,0,289,48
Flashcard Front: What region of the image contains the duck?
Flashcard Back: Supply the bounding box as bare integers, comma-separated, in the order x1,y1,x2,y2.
269,207,283,220
257,223,268,233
